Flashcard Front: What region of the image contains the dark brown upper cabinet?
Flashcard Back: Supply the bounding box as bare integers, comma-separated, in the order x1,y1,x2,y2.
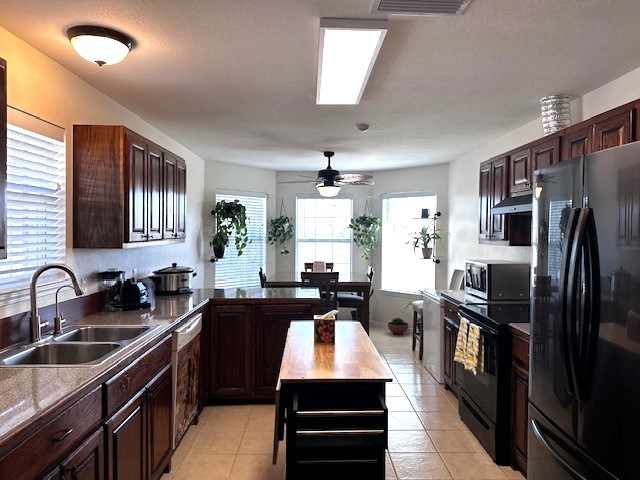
73,125,186,248
592,108,633,152
508,147,531,196
0,58,6,260
531,136,560,173
561,123,592,161
479,155,509,242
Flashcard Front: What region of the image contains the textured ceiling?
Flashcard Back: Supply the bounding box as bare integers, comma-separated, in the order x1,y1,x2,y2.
1,0,640,171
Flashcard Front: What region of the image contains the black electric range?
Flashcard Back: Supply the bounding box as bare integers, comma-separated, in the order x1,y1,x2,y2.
456,301,531,465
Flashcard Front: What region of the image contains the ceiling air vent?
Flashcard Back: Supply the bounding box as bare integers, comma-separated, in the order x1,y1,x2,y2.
372,0,473,16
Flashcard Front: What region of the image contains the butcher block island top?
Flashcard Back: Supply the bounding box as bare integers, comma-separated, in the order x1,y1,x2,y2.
278,321,393,386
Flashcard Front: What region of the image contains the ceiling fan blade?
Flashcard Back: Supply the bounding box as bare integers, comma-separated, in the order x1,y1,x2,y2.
334,173,375,186
276,180,317,184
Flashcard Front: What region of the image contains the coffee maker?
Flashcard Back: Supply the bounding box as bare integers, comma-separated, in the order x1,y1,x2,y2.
99,270,151,311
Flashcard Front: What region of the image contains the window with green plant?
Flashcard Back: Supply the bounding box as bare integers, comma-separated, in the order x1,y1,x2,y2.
381,193,438,294
213,191,266,289
348,200,381,261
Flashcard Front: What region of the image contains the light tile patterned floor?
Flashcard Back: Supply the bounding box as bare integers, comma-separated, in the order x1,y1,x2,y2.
161,325,525,480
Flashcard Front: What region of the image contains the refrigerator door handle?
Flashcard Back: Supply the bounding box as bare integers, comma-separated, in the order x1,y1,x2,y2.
531,419,590,480
578,208,601,401
559,208,581,396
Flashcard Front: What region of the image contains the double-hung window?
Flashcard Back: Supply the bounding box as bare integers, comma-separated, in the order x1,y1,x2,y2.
295,195,353,277
381,193,437,294
0,109,66,296
214,190,267,289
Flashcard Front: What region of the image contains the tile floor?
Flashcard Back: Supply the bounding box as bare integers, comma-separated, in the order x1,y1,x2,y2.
161,324,525,480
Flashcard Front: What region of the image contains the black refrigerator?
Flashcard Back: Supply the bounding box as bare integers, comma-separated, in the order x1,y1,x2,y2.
529,141,640,479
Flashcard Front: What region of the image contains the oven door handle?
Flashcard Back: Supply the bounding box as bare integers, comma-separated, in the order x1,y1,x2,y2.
459,311,499,337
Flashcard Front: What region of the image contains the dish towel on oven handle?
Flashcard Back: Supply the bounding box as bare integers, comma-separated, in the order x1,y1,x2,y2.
464,323,484,375
453,317,469,364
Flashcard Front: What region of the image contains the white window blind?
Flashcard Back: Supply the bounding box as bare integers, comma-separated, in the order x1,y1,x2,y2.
214,191,266,289
0,122,66,294
381,193,437,294
295,195,352,277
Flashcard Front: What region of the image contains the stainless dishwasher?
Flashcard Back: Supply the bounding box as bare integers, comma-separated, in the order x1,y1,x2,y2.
172,313,202,449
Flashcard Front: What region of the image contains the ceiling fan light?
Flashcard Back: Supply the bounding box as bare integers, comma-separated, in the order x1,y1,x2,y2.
67,26,134,66
316,185,341,197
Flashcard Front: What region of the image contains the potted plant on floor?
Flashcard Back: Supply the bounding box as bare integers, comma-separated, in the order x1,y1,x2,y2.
210,199,251,259
409,225,441,259
349,213,382,261
388,317,408,335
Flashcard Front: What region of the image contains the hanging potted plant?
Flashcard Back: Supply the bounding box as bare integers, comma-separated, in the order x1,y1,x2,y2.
268,200,294,254
210,199,251,259
410,225,441,259
349,200,381,261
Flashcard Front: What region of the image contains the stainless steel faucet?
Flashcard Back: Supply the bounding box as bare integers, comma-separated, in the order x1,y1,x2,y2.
30,263,84,343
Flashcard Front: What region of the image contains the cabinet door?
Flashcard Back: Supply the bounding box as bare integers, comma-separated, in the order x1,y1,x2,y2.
126,134,148,243
0,58,6,259
592,109,633,152
146,365,172,480
511,363,529,475
561,123,592,161
490,157,508,241
509,148,531,195
531,137,560,173
199,308,211,410
147,147,163,241
254,304,312,397
162,153,177,239
478,161,491,240
210,305,253,398
60,427,105,480
176,158,187,238
443,320,453,387
106,389,146,480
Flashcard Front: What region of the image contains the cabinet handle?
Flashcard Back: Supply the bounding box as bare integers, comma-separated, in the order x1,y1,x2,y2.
52,428,73,443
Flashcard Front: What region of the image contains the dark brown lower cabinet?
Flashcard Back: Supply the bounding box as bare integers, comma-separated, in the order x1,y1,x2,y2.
443,300,461,396
43,427,105,480
208,302,315,401
146,366,173,480
106,389,147,480
509,326,530,477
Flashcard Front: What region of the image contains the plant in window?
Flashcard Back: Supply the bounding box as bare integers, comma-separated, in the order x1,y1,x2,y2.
210,200,251,259
268,215,294,255
409,224,442,259
349,214,381,261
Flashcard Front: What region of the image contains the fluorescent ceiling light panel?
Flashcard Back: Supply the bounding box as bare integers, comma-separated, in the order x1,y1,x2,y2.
317,19,388,105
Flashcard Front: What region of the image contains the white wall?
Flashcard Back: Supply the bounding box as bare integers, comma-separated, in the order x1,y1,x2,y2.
446,65,640,281
202,162,277,286
0,26,206,318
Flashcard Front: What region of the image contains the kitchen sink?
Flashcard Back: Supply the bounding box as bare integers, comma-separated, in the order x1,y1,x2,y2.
54,326,155,344
0,342,121,366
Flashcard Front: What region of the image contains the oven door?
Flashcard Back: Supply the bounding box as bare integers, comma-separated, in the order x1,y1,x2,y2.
455,314,499,423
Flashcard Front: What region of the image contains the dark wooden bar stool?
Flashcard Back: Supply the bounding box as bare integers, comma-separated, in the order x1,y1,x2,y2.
412,300,424,360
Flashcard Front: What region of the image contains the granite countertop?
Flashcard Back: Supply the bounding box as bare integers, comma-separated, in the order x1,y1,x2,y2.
0,287,320,445
509,323,530,337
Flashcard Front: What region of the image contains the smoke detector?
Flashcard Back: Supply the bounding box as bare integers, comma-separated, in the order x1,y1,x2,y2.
371,0,473,16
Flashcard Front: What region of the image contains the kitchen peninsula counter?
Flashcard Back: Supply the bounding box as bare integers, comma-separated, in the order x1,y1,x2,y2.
0,287,320,450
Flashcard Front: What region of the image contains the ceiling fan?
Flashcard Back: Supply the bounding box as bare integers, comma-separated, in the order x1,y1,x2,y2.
277,151,374,197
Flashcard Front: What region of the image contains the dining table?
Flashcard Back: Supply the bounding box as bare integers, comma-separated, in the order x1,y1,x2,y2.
265,271,372,333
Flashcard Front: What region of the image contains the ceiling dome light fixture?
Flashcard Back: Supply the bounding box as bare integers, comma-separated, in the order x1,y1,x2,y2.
66,25,134,66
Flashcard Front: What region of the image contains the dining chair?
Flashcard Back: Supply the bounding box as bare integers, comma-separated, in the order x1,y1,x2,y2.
258,267,267,288
301,271,339,314
304,262,314,272
336,267,374,322
325,262,334,272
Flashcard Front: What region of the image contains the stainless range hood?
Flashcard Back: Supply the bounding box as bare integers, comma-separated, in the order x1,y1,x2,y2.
491,194,533,215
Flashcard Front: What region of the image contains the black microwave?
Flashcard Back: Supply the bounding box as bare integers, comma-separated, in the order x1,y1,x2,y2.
465,260,530,301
